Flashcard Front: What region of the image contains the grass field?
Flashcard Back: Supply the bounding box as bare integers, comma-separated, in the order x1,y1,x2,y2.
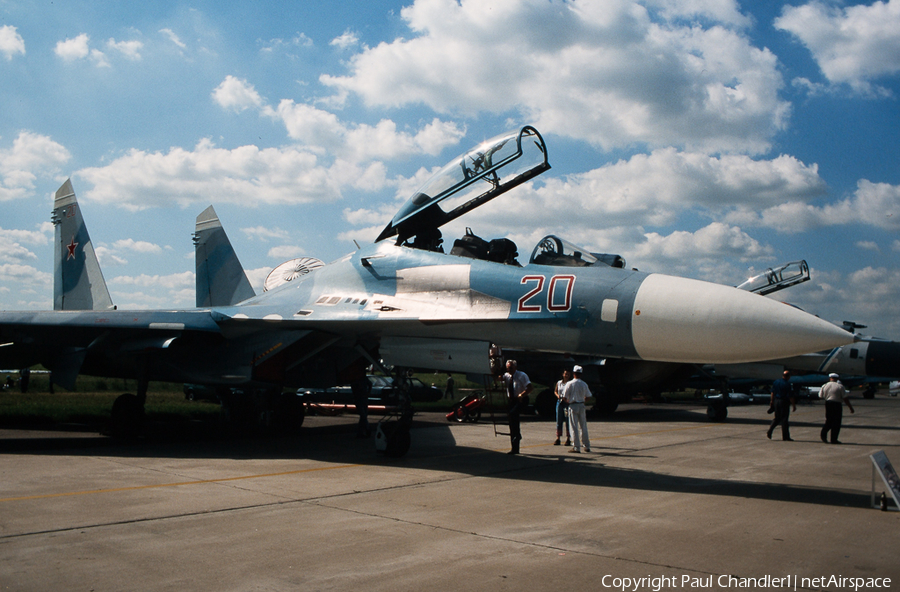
0,372,485,428
0,389,222,427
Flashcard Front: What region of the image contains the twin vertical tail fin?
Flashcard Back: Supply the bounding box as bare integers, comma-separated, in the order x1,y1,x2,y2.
193,206,255,307
51,179,114,311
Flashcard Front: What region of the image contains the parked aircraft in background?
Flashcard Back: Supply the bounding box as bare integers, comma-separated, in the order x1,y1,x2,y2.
0,126,855,455
708,330,900,395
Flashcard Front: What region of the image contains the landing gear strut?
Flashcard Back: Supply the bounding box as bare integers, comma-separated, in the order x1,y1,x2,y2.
375,368,414,458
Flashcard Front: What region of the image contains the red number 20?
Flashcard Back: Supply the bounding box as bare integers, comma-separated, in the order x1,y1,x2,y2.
517,275,575,313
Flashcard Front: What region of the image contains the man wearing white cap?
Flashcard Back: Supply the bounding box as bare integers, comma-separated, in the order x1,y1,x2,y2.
819,373,854,444
563,365,591,453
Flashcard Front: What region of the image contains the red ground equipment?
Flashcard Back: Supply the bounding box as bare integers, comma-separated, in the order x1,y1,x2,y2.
447,392,485,423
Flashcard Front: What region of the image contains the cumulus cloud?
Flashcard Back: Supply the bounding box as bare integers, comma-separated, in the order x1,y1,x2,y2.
0,224,53,265
55,34,91,60
775,0,900,95
66,78,466,212
212,76,264,112
856,240,880,251
267,245,305,259
631,222,773,268
0,132,71,201
242,226,291,242
0,25,26,60
268,100,466,159
786,266,900,338
109,271,194,290
111,238,164,254
432,148,827,237
321,0,788,153
338,204,400,244
330,30,361,50
728,179,900,232
107,38,143,60
54,33,109,67
94,246,129,267
0,234,39,262
0,263,51,307
94,238,164,267
77,139,342,209
210,74,467,162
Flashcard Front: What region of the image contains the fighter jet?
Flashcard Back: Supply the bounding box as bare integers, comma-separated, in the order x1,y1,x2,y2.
711,330,900,393
0,126,855,455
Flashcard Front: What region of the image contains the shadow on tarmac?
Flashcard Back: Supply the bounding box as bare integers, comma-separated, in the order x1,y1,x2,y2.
0,407,876,510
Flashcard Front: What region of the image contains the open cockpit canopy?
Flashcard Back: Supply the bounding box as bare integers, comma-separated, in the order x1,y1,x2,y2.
376,125,550,244
529,235,626,269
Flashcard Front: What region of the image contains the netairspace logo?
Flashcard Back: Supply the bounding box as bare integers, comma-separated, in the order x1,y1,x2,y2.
600,574,892,591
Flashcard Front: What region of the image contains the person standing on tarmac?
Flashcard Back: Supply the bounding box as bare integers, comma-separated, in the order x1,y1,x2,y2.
444,373,455,400
554,369,572,446
820,373,854,444
563,365,591,453
767,370,796,441
503,360,532,455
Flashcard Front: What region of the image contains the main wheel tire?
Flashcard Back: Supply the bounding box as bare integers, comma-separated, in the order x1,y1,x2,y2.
110,393,144,440
707,403,727,422
272,393,305,435
384,424,411,458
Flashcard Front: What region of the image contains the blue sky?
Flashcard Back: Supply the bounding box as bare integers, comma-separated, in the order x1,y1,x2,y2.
1,0,898,338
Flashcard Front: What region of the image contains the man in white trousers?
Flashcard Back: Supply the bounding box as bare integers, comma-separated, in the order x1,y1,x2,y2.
563,365,591,453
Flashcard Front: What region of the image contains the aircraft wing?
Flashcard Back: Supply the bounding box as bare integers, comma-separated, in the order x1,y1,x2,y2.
0,309,223,389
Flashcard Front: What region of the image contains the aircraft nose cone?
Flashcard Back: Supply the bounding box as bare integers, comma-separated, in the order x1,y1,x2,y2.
631,274,854,364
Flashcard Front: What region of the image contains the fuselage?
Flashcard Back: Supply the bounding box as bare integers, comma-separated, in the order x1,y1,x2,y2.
0,241,855,391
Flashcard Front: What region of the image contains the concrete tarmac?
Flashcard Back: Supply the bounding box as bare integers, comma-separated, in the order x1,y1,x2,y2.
1,395,899,591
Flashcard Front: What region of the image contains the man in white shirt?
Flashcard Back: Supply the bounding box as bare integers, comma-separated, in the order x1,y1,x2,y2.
819,373,854,444
563,365,591,453
503,359,532,455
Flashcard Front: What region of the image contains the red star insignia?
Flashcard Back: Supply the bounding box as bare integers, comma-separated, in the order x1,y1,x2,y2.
66,236,78,260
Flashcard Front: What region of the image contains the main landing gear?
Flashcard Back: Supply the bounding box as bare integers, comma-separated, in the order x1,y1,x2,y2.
108,383,307,440
109,378,149,439
706,399,728,422
375,369,415,458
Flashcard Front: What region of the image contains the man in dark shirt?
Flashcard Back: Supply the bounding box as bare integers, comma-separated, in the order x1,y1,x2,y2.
767,370,796,441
